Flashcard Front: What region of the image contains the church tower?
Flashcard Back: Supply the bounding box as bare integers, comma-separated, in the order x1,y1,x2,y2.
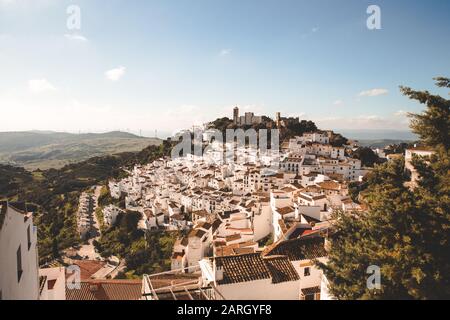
233,106,239,125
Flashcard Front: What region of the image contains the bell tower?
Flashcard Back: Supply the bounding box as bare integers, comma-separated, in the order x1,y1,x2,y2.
233,106,239,125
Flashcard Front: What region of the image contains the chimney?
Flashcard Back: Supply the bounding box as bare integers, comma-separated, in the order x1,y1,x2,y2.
212,259,224,282
215,266,224,282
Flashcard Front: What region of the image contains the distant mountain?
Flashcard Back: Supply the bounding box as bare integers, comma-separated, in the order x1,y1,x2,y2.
357,139,415,148
0,131,162,170
337,129,417,141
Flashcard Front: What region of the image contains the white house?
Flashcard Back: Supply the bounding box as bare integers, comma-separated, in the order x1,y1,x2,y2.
103,205,123,227
199,253,300,300
263,234,328,300
38,267,66,300
0,202,39,300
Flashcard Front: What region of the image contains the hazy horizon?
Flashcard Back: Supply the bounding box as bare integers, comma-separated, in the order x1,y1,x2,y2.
0,127,418,141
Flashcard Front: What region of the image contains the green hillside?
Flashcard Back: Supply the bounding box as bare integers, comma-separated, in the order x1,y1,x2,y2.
0,131,162,170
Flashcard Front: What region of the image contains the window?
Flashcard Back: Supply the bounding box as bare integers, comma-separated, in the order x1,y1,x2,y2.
304,267,311,277
17,245,23,282
27,225,31,250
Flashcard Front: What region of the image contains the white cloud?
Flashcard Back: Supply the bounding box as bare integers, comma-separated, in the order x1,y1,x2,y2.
105,66,126,81
394,110,409,117
64,33,88,42
28,78,57,94
333,100,343,106
315,114,410,130
219,49,231,57
358,88,389,97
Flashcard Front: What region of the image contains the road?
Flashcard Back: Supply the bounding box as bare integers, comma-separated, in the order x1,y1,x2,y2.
66,185,128,279
75,185,103,260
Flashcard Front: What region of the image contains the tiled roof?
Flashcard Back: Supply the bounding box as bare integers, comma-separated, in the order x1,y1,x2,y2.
214,253,299,285
301,286,321,296
263,235,327,261
277,206,295,215
71,260,106,280
264,255,301,284
66,280,142,300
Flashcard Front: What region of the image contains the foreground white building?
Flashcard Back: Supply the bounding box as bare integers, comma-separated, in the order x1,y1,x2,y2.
199,253,301,300
0,202,39,300
38,267,66,300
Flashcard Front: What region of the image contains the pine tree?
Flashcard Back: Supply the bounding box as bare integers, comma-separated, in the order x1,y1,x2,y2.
319,77,450,299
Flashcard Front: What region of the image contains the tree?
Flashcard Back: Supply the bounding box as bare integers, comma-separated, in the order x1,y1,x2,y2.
352,147,380,167
329,133,348,147
400,77,450,150
319,77,450,299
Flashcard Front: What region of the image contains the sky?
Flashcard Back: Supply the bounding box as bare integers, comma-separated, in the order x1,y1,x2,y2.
0,0,449,137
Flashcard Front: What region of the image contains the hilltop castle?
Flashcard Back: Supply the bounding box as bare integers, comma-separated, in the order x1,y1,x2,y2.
232,106,263,126
232,106,300,128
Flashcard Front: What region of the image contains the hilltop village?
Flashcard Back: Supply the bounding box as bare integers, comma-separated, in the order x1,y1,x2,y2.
105,108,372,300
1,108,433,300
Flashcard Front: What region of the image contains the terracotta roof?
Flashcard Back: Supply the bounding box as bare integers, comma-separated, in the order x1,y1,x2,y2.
263,235,327,261
263,255,300,284
71,260,106,280
66,280,142,300
277,206,295,216
214,253,299,285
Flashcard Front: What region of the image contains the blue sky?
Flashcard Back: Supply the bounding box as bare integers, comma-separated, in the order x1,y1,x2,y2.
0,0,449,136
